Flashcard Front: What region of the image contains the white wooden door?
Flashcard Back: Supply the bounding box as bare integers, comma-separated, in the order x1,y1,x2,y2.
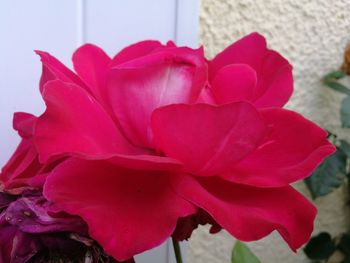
0,1,200,262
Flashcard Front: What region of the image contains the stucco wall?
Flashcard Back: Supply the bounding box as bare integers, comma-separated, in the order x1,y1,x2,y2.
188,0,350,262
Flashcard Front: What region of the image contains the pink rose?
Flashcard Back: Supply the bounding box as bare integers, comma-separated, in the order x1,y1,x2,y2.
32,34,335,261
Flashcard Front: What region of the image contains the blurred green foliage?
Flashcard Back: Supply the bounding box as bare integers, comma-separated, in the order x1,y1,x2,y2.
304,71,350,263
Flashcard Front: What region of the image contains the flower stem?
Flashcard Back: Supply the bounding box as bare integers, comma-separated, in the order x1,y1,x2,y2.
172,238,183,263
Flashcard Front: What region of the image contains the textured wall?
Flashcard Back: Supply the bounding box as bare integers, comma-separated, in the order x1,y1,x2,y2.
188,0,350,262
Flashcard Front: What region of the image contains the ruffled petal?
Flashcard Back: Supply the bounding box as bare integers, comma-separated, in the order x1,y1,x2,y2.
72,44,111,105
44,158,196,261
107,154,183,171
34,80,183,171
222,108,336,187
151,102,266,176
253,51,293,108
111,40,165,66
0,212,39,263
172,210,221,241
1,112,64,193
108,47,207,148
13,112,37,138
5,195,87,234
0,139,42,194
172,174,317,251
209,32,293,108
209,33,266,80
210,64,257,104
35,50,87,93
35,80,138,163
1,111,43,192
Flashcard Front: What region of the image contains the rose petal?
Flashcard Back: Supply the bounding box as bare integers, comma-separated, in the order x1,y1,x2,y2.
35,50,87,93
1,112,42,193
35,80,139,163
107,154,183,171
13,112,37,138
108,47,206,148
209,33,265,79
34,80,183,171
111,40,165,66
172,174,317,251
211,64,257,104
72,44,111,105
253,51,293,108
1,140,37,180
172,210,221,241
5,195,87,234
222,108,336,187
209,32,293,108
0,212,39,263
44,158,196,261
151,102,266,176
166,41,177,48
0,139,42,194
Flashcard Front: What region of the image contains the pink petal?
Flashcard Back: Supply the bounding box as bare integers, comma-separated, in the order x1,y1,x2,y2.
72,44,111,105
253,50,293,108
44,158,196,261
209,33,266,80
209,32,293,108
108,47,207,148
13,112,37,138
172,210,221,241
35,80,138,163
107,154,183,171
111,40,164,66
172,174,317,251
35,50,87,93
210,64,257,104
151,102,266,176
196,86,216,104
34,80,183,171
1,139,37,179
222,108,336,187
0,139,41,193
1,113,46,193
166,41,177,47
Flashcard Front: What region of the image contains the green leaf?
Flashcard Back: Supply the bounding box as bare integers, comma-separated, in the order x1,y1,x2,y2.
338,234,350,256
324,71,347,80
323,71,350,95
340,140,350,158
231,241,261,263
341,96,350,127
305,148,347,198
304,232,336,260
325,81,350,96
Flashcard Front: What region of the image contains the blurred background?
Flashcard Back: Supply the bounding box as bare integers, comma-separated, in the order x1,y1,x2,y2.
1,1,350,262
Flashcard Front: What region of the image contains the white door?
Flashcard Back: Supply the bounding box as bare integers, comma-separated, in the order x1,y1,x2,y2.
0,1,200,262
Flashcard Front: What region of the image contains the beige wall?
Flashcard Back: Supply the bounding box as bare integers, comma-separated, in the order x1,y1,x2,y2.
188,0,350,262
